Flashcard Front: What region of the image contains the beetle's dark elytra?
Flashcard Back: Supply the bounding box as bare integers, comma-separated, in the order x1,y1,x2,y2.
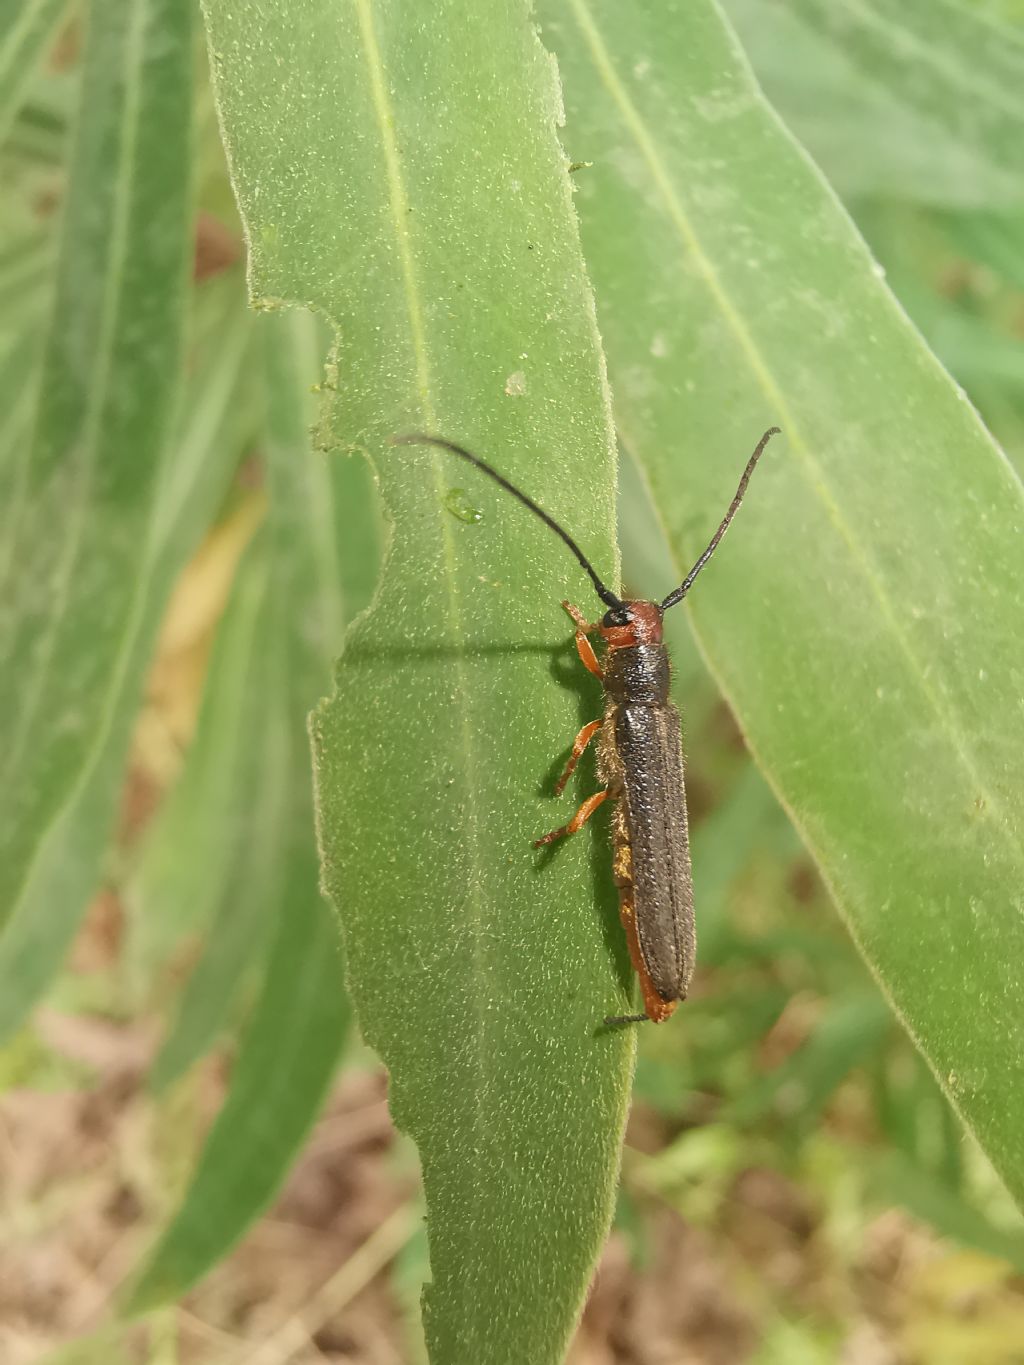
605,683,695,1005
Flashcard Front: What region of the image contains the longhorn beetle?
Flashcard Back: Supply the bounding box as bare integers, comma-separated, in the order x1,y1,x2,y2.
393,428,780,1025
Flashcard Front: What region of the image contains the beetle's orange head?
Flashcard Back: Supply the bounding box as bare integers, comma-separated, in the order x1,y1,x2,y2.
598,599,664,648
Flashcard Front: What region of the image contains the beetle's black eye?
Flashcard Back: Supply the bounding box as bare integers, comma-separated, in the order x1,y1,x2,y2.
602,607,630,628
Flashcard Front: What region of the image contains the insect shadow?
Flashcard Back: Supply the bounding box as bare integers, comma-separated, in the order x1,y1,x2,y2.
344,626,635,1014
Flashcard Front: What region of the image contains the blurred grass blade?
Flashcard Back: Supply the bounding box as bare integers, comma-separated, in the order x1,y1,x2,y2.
200,1,630,1357
0,0,66,144
0,0,193,927
542,0,1024,1206
0,306,251,1047
721,0,1024,208
126,309,360,1306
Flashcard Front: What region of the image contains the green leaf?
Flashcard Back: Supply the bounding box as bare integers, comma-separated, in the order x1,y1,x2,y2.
869,1151,1024,1271
0,0,193,927
941,208,1024,292
618,440,701,687
722,994,891,1126
0,234,51,343
0,0,67,145
853,202,1024,410
0,333,43,546
143,308,378,1089
142,537,278,1090
200,1,631,1358
124,858,347,1311
125,309,360,1307
721,0,1024,208
0,302,252,1047
540,0,1024,1207
131,506,270,949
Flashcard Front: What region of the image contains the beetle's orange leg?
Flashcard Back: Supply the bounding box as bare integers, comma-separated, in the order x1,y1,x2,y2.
533,789,609,848
574,632,602,680
554,720,602,795
562,600,602,679
562,600,594,632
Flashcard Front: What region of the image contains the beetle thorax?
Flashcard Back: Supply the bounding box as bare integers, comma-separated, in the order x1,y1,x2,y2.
603,643,671,706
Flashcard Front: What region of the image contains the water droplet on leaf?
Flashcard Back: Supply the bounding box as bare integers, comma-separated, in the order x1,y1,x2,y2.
445,488,484,524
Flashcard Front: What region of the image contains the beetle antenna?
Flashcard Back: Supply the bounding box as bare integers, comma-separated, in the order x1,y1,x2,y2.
661,426,780,612
392,433,626,612
603,1012,649,1027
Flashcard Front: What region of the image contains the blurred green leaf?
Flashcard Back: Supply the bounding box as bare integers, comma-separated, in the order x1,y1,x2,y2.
143,536,278,1090
0,332,42,524
0,301,251,1047
132,503,270,945
0,0,193,927
541,0,1024,1207
633,1122,747,1225
690,764,780,962
126,309,359,1308
144,308,379,1089
0,0,66,145
125,862,347,1311
722,0,1024,209
852,203,1024,468
0,234,51,341
723,994,890,1126
618,440,702,684
939,207,1024,291
199,1,632,1358
751,1319,839,1365
5,95,68,164
870,1151,1024,1271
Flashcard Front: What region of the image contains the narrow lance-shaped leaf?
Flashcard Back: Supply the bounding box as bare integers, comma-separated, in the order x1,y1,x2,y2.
0,305,252,1047
126,310,358,1307
0,0,193,926
200,1,632,1359
125,841,348,1309
141,309,372,1091
0,335,42,561
142,537,277,1091
541,0,1024,1205
0,236,52,348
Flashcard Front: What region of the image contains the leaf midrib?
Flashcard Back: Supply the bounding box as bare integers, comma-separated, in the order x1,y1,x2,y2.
353,0,491,1164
